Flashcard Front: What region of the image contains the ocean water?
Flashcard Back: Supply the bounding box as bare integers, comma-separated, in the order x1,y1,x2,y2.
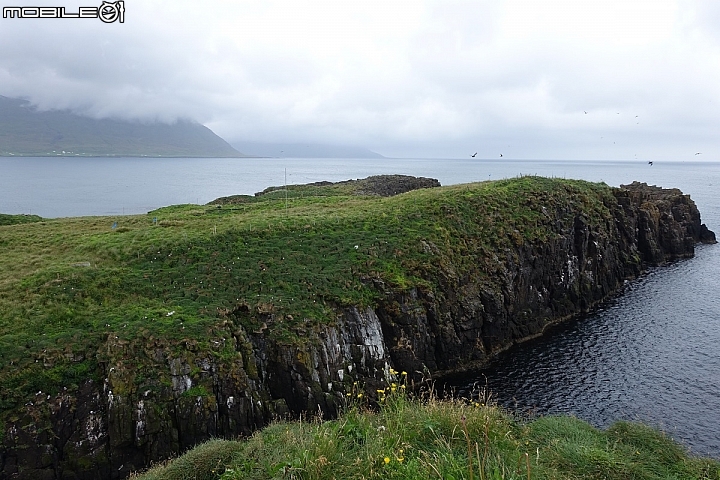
2,156,718,222
1,156,719,458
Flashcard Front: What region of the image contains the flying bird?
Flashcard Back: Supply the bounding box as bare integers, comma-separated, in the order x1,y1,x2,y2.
500,153,503,157
584,111,588,114
695,152,702,155
471,152,477,157
648,161,653,165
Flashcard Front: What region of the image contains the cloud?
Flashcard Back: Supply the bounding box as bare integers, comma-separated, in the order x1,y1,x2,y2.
0,0,719,159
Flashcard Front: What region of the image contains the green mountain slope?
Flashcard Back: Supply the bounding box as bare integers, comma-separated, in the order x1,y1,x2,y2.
0,96,245,157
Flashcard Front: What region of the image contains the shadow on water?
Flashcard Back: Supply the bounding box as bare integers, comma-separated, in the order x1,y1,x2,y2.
444,244,720,460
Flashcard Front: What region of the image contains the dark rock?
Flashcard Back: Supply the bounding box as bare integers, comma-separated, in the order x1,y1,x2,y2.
1,180,714,479
255,174,441,197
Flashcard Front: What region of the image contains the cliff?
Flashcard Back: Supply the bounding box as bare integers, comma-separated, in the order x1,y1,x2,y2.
0,176,714,479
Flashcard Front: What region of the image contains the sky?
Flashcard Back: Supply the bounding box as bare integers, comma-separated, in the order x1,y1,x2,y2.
1,0,719,160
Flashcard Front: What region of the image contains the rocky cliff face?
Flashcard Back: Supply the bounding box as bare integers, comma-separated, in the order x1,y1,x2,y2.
1,182,714,479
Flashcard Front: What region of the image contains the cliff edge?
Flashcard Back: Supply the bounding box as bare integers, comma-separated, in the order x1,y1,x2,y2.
0,176,714,479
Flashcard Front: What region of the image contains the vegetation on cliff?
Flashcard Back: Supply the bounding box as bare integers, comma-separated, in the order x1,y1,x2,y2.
0,176,610,411
0,175,715,478
132,385,720,480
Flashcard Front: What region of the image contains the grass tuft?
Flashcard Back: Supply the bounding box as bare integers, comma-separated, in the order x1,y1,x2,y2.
129,439,243,480
132,385,720,480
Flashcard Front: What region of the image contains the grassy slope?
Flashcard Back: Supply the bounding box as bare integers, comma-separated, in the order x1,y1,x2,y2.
0,176,615,412
132,387,720,480
0,213,43,226
3,176,719,478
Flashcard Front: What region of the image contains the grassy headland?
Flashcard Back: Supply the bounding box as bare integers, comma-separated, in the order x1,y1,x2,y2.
0,176,614,411
2,175,718,479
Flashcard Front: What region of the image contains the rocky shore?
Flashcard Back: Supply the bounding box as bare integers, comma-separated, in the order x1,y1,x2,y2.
0,177,714,479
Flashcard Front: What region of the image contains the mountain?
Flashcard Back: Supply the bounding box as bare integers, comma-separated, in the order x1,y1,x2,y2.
0,96,245,157
231,141,384,158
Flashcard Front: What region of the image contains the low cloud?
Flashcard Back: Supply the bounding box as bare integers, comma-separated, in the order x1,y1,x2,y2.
1,0,718,159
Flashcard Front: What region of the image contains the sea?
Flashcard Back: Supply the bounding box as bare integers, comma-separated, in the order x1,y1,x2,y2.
1,156,719,459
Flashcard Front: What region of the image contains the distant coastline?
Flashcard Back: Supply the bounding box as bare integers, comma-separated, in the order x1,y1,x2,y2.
0,95,244,158
0,153,256,158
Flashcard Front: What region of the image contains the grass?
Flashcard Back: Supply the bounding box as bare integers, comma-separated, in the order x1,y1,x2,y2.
131,380,720,480
2,175,717,478
0,176,619,420
0,213,43,225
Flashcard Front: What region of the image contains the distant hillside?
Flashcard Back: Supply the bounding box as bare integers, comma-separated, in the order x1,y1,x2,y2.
0,96,245,157
231,141,384,158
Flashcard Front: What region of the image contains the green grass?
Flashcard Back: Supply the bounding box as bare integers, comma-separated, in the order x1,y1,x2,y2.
3,175,717,478
0,176,616,414
131,385,720,480
0,213,43,225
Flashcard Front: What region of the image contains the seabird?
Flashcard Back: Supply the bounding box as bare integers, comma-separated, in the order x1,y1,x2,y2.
648,161,653,165
471,152,477,157
695,152,702,155
584,111,588,114
500,153,503,157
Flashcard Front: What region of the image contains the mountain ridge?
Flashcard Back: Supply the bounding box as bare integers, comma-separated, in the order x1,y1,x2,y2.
0,96,245,157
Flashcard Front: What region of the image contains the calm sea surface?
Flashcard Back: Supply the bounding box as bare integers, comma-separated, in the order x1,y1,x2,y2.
1,157,719,458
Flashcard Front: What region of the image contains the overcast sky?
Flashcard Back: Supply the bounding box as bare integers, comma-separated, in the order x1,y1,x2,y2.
1,0,719,159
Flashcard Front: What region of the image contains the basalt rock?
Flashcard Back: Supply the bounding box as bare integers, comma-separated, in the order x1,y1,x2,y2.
1,181,714,479
255,174,441,197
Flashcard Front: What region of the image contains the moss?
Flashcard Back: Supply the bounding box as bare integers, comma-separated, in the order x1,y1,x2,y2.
182,385,212,398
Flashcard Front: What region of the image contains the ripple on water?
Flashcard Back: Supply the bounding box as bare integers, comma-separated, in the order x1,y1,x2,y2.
450,244,720,459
